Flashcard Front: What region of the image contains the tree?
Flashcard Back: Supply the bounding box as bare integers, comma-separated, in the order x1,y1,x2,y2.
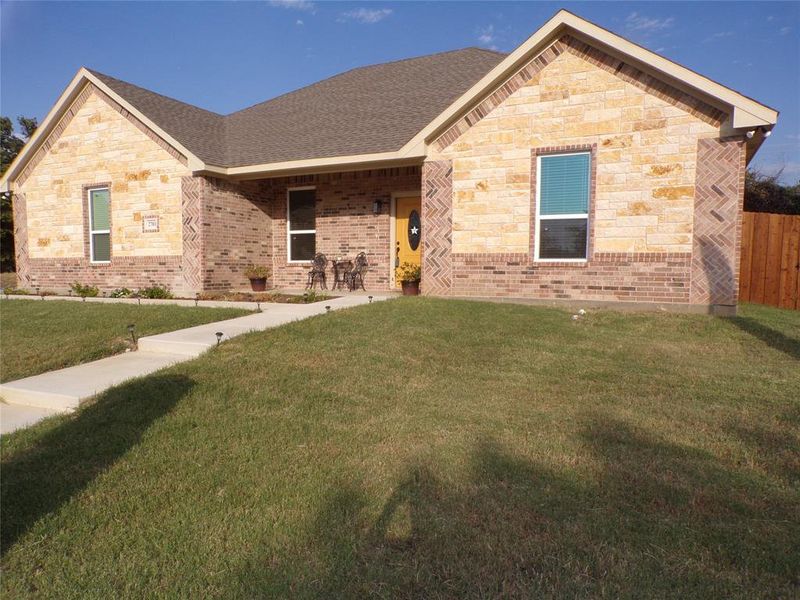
1,116,39,272
744,168,800,215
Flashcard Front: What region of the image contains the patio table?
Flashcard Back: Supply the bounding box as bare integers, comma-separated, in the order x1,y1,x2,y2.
331,260,353,291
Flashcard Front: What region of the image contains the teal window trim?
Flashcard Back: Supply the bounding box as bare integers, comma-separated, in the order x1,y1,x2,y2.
88,187,111,263
534,151,591,262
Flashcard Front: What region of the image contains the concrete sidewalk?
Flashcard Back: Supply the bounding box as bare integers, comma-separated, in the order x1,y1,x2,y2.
0,294,392,433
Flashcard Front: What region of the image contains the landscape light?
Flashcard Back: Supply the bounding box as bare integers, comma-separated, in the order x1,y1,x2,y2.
127,323,137,346
216,331,224,346
368,295,373,303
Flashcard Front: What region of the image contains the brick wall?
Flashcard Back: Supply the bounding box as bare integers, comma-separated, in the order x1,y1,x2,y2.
689,137,746,306
262,167,421,290
200,177,272,291
12,82,193,295
15,191,184,294
450,252,691,303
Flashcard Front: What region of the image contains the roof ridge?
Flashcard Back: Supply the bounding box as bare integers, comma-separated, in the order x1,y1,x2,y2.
228,47,509,117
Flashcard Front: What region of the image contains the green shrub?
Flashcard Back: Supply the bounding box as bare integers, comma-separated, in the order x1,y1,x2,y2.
110,287,133,298
137,285,173,299
70,282,100,298
4,288,31,295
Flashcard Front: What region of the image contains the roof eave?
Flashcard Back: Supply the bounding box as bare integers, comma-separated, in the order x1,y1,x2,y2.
196,149,426,181
0,68,206,191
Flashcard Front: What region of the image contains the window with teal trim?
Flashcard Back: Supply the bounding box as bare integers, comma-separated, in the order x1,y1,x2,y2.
536,152,590,260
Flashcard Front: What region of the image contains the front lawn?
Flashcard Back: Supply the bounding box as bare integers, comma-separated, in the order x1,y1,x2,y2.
0,299,251,382
1,300,798,597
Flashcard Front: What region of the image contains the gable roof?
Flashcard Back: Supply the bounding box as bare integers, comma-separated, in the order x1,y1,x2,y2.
90,48,506,168
2,10,778,188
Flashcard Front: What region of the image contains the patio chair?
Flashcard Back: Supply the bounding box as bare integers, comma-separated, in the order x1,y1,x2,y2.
348,252,368,291
306,253,328,290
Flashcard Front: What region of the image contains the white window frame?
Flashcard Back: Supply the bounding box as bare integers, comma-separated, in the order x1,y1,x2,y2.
87,186,111,264
286,186,316,264
534,151,590,263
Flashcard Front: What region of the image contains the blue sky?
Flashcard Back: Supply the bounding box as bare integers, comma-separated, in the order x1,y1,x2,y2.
2,1,798,181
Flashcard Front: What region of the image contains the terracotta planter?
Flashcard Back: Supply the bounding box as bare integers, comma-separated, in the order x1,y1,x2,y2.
249,277,267,292
401,280,420,296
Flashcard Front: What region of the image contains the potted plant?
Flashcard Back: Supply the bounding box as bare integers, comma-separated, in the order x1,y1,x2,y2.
244,265,271,292
396,262,421,296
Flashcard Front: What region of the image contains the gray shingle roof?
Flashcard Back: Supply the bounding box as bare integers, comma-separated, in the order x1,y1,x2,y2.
89,47,506,168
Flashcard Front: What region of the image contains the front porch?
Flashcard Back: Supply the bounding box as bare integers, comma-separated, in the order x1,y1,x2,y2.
186,166,422,295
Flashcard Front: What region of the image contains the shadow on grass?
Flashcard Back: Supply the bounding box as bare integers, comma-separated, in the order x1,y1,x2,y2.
1,373,193,554
728,316,800,360
229,418,798,597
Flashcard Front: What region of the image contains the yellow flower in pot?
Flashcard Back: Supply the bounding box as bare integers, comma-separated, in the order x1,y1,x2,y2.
395,262,421,296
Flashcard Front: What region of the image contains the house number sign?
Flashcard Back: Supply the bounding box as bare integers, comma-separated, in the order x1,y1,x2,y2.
142,215,159,232
408,210,421,250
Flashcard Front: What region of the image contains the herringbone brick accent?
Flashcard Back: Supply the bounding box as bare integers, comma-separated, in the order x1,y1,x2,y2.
181,176,204,293
421,160,453,295
690,137,745,305
12,193,31,288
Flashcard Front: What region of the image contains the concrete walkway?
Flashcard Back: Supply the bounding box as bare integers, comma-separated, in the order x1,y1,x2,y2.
0,294,392,433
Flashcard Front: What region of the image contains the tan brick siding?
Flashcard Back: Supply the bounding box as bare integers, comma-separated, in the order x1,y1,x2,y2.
429,43,722,255
17,88,189,260
264,168,421,290
200,177,273,292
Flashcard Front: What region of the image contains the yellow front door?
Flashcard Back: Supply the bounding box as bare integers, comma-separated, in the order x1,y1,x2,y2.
395,196,422,287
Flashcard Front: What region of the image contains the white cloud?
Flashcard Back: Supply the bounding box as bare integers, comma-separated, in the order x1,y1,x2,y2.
268,0,316,12
296,19,304,26
478,24,495,45
338,8,392,24
624,12,675,34
704,30,734,43
780,26,791,35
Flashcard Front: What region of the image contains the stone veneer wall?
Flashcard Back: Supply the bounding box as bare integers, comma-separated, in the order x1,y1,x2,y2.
263,167,421,290
13,83,191,294
428,35,723,255
421,34,746,308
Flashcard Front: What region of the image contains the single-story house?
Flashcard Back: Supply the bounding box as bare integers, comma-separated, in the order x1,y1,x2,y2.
1,10,778,313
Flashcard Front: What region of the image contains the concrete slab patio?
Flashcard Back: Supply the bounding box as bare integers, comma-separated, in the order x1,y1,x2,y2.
0,294,393,433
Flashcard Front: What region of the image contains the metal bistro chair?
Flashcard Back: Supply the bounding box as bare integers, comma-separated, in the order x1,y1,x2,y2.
348,252,368,291
306,253,328,290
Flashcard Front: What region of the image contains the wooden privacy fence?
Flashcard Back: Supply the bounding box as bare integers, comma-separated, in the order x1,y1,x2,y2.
739,211,800,310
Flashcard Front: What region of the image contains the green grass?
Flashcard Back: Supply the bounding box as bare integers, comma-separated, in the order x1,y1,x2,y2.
0,299,251,382
1,299,798,598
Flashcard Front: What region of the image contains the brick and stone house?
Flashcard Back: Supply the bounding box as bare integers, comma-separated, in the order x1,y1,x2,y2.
1,10,778,313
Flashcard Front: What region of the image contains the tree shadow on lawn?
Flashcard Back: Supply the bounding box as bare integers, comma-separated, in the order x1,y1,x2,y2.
727,316,800,360
229,417,798,598
1,373,193,554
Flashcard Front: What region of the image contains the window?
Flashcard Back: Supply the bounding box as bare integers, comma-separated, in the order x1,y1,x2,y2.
287,188,316,262
88,187,111,263
535,152,590,261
